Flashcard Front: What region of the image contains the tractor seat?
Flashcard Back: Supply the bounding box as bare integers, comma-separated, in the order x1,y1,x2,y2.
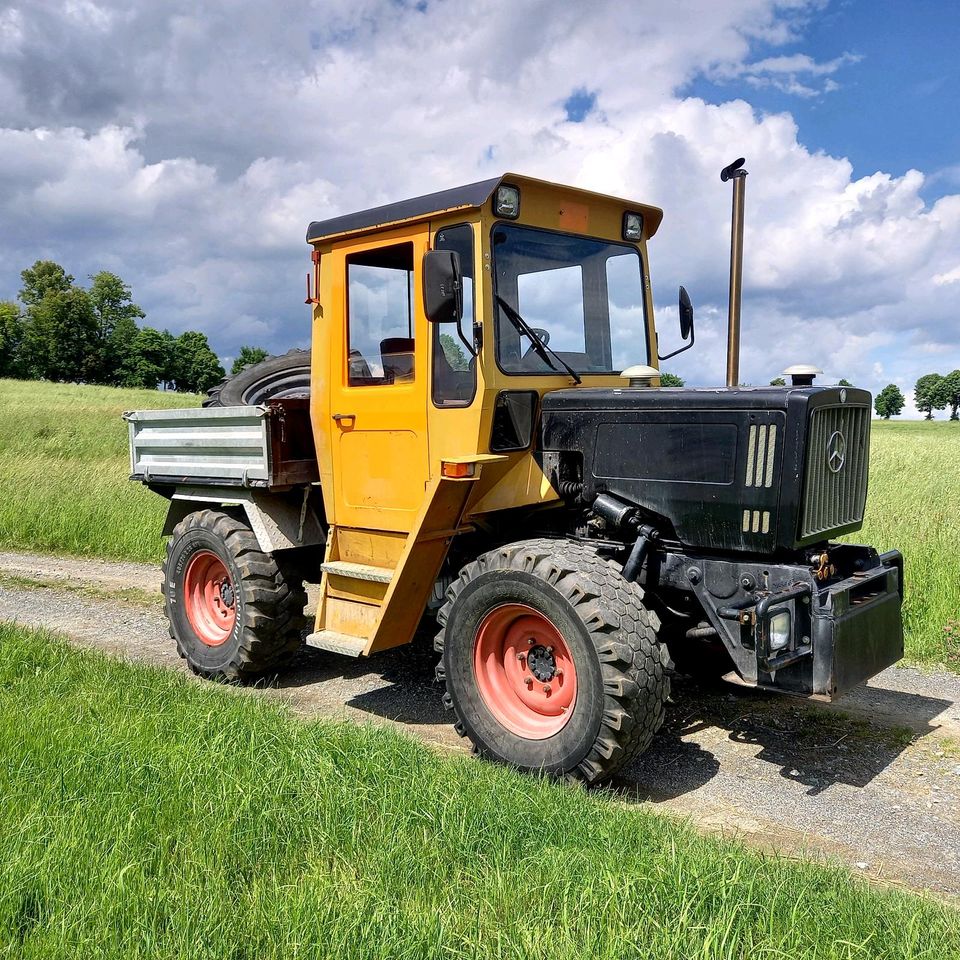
380,337,415,382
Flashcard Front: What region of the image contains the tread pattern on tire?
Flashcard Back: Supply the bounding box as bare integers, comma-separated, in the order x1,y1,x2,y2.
164,509,308,681
203,348,311,407
434,537,671,784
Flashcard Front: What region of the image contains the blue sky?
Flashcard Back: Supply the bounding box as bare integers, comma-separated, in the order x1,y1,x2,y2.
0,0,957,414
689,0,960,197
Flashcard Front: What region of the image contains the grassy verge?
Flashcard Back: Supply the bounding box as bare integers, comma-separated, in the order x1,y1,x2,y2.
0,572,162,609
848,422,960,667
1,622,958,959
0,379,957,669
0,379,198,563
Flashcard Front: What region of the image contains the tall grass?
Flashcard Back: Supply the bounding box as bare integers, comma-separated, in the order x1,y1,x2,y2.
0,379,957,667
849,422,960,666
1,622,957,959
0,379,199,562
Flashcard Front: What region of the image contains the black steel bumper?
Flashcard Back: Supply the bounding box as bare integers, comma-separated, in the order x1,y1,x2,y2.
659,545,904,701
810,550,904,698
746,549,904,699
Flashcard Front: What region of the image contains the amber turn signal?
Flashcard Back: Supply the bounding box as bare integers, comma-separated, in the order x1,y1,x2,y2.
442,462,476,479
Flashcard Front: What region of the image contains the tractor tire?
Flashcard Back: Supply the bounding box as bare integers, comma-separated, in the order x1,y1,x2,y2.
203,348,311,407
163,509,308,681
434,538,671,785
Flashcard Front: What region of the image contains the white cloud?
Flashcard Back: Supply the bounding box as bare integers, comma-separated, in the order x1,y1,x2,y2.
0,0,956,406
933,265,960,286
709,47,862,97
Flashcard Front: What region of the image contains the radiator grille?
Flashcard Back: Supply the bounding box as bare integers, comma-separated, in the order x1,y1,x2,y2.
800,404,870,540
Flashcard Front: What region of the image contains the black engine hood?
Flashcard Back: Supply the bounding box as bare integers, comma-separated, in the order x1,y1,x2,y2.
539,384,871,553
542,384,866,412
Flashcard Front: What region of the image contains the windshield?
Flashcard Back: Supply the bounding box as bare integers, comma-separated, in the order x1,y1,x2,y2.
492,223,648,376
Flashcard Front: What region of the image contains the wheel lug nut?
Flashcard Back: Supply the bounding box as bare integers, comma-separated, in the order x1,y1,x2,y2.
546,646,554,654
542,684,551,694
555,669,563,678
516,652,526,662
524,677,533,687
527,637,535,645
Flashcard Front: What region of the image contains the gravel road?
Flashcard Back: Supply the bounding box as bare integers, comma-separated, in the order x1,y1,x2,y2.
2,549,959,901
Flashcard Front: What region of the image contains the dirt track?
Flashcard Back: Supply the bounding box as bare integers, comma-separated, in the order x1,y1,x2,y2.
2,548,960,901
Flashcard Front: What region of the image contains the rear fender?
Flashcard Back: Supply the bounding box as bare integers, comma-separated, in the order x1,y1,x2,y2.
162,486,326,554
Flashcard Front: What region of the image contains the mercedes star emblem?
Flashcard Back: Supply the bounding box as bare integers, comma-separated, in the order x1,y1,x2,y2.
827,430,846,473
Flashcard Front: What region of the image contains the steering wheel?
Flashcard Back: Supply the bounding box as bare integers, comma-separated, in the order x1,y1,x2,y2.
521,327,551,359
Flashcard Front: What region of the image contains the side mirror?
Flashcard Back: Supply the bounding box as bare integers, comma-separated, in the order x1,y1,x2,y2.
658,285,696,361
423,250,462,324
679,285,694,340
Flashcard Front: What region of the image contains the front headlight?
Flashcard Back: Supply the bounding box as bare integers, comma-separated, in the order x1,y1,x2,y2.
769,610,792,651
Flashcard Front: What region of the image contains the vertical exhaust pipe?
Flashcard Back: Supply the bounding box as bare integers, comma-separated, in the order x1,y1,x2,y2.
721,158,748,387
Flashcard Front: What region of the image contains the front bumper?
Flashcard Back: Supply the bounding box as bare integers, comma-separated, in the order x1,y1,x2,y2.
739,550,904,699
812,550,903,698
661,546,904,701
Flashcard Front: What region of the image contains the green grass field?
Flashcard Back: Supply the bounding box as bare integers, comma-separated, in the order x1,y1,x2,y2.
0,379,957,667
1,622,957,959
0,379,198,563
847,421,960,666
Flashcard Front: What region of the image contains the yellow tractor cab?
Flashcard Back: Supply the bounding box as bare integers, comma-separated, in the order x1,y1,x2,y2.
127,164,904,784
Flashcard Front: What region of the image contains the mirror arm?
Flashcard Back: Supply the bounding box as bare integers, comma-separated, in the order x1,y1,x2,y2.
456,322,478,358
657,325,695,362
446,252,476,357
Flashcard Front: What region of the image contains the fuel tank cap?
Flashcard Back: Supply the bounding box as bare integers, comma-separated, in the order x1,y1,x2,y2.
620,364,660,387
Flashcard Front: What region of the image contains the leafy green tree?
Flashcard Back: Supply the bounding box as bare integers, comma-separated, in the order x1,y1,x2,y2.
17,261,100,382
658,372,684,387
18,286,98,382
0,301,24,378
439,333,468,370
173,331,225,393
942,369,960,421
19,260,73,308
838,378,853,387
769,376,786,386
874,383,905,419
231,346,269,375
121,326,174,389
914,373,947,420
88,271,145,384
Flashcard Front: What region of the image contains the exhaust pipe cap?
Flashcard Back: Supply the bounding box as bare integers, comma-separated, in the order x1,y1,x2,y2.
784,364,823,387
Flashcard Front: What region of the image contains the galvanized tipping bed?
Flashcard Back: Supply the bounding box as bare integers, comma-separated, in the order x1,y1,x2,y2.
124,399,318,491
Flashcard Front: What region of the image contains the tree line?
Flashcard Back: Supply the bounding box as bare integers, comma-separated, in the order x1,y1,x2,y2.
0,260,268,393
873,372,960,420
764,372,960,421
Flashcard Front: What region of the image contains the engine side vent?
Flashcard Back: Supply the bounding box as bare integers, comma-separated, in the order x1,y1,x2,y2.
744,423,777,488
800,405,870,540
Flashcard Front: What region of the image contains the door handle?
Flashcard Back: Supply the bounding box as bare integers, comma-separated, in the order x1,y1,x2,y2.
332,413,356,424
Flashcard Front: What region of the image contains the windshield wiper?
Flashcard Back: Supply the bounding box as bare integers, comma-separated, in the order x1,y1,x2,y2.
494,295,582,385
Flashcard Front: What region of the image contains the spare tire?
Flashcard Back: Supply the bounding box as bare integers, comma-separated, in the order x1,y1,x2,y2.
203,349,311,407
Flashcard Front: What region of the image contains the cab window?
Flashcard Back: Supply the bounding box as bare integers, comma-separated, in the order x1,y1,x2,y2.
492,224,648,375
432,224,476,406
346,243,414,386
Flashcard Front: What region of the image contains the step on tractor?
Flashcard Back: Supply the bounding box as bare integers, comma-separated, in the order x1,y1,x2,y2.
127,159,904,785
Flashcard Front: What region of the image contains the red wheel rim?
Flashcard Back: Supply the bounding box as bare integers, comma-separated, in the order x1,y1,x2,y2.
183,550,237,647
473,603,577,739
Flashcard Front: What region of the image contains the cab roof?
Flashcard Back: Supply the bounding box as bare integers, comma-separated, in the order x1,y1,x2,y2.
305,173,663,244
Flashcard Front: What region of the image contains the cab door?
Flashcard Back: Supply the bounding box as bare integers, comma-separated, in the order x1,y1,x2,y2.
327,227,431,532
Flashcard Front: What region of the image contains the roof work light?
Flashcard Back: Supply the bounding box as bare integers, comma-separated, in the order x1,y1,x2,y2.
493,184,520,219
622,211,643,240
